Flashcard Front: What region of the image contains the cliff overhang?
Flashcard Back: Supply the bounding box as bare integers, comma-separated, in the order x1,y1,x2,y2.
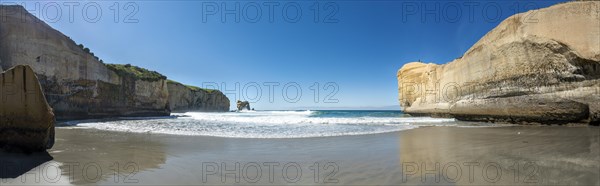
397,1,600,125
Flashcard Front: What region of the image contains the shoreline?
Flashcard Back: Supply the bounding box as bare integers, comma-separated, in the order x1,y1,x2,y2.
57,111,597,128
55,114,591,140
2,125,598,185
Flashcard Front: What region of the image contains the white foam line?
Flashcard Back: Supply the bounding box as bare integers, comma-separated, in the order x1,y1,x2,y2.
74,111,462,138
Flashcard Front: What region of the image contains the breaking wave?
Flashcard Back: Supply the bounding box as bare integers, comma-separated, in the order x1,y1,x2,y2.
73,110,461,138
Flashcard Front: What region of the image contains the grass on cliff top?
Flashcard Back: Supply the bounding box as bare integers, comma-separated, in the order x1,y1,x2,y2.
167,79,217,93
105,64,166,81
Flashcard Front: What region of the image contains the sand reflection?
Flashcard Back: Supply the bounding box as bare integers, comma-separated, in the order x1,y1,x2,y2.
49,127,166,185
398,126,600,185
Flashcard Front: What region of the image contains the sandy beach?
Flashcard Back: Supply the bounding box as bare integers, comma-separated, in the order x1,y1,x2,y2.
1,125,598,185
1,1,599,186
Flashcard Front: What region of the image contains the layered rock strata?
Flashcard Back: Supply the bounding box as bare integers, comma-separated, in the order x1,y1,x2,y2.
0,5,169,119
0,5,231,119
397,2,600,124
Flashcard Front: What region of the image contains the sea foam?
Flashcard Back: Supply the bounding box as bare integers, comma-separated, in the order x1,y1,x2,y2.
75,110,458,138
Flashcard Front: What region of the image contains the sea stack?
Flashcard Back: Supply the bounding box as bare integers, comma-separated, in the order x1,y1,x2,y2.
236,100,251,111
0,65,55,151
397,1,600,124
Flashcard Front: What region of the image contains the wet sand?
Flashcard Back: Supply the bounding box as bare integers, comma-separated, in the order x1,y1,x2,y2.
1,126,599,185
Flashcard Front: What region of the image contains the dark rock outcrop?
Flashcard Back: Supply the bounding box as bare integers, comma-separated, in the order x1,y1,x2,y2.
236,100,251,111
167,80,230,112
0,65,55,151
397,2,600,124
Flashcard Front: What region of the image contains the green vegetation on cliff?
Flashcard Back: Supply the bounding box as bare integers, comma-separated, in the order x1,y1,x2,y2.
167,79,217,93
106,64,166,81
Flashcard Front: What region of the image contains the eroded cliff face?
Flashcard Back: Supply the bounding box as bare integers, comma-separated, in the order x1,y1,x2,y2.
167,81,230,112
0,5,170,119
397,2,600,124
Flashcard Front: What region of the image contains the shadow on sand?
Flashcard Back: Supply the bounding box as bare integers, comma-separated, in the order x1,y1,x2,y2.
0,150,53,178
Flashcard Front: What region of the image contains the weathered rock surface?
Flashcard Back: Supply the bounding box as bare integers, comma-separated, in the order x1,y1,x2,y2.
0,5,230,119
0,65,55,151
237,100,251,111
167,81,230,112
397,2,600,124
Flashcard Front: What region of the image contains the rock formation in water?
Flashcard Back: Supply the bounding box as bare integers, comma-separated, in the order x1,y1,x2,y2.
0,65,55,151
236,100,251,111
167,80,230,112
0,5,230,119
397,1,600,125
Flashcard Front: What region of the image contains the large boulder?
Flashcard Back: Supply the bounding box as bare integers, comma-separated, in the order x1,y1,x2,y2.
397,1,600,124
0,65,55,151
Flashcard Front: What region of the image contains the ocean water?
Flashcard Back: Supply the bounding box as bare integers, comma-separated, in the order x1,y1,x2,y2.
66,110,500,138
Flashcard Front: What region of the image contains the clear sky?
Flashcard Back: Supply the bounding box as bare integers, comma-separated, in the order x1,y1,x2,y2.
4,0,565,110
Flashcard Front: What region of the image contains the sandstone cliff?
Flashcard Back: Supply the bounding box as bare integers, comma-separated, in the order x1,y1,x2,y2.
397,1,600,124
1,65,55,151
0,5,171,119
0,5,230,119
167,80,230,112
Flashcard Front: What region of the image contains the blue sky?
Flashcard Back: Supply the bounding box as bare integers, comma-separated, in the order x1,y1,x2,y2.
3,0,565,110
